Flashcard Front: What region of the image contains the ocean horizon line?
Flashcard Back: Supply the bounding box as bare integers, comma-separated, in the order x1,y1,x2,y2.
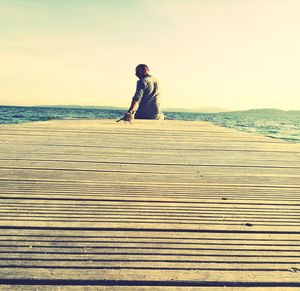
0,104,299,114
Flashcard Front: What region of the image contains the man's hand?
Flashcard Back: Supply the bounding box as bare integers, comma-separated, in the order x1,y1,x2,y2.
116,112,134,123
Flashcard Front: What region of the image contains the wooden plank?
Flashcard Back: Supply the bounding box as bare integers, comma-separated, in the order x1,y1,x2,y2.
1,119,300,288
1,268,300,284
1,160,300,176
1,168,300,186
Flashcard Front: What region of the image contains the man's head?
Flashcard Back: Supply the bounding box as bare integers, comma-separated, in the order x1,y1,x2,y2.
135,64,149,79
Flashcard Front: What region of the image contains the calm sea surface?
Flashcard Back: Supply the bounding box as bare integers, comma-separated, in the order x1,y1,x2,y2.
1,106,299,143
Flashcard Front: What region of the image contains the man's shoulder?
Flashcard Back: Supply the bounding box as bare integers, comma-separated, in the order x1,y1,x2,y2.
142,75,158,84
137,75,159,89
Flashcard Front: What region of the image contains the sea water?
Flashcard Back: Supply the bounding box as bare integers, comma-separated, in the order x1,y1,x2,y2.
0,106,299,143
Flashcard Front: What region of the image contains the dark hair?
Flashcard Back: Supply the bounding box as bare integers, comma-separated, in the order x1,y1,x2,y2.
136,64,149,72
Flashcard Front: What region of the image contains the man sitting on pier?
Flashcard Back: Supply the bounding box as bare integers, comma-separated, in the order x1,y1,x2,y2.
120,64,164,121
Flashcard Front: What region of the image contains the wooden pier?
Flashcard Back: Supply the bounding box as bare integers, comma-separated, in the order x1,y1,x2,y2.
0,119,300,290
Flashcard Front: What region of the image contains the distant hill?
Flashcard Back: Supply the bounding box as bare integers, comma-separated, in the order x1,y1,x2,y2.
236,108,300,115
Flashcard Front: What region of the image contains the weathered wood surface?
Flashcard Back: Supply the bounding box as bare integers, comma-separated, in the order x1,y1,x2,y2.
0,119,300,289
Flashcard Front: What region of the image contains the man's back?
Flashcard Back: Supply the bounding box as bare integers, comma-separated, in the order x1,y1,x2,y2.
133,75,163,120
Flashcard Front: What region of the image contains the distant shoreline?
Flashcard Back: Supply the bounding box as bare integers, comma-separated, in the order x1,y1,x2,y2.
1,104,299,114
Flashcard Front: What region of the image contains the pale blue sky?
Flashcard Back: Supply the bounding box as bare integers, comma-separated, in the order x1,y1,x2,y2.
1,0,300,110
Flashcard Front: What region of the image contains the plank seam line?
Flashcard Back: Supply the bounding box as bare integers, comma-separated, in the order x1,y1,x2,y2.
0,132,286,143
1,258,300,264
1,251,300,258
1,178,300,189
2,158,299,169
0,266,296,272
0,240,294,250
0,279,299,287
2,167,300,179
1,226,300,234
1,196,300,206
1,179,300,188
3,143,297,152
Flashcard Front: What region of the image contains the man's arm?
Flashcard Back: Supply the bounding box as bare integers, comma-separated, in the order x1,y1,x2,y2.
127,99,139,114
128,79,144,113
117,98,138,123
118,79,143,122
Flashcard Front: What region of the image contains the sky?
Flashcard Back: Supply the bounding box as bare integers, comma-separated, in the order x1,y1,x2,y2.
1,0,300,111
